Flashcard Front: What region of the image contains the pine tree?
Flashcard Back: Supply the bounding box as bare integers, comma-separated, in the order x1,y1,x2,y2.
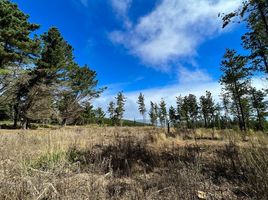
176,95,184,124
58,64,104,126
250,87,267,131
82,102,95,124
108,101,115,125
181,96,190,127
95,107,105,126
200,91,215,128
13,27,76,128
115,92,126,126
220,49,251,132
149,102,158,126
168,106,176,125
187,94,199,129
221,93,232,129
159,98,167,127
137,93,146,124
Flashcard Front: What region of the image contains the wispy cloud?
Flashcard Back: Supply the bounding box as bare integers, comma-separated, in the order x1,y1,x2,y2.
178,67,212,84
109,0,242,70
110,0,133,29
110,0,132,16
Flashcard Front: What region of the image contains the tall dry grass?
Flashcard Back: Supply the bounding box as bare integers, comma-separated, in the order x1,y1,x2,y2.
0,126,267,199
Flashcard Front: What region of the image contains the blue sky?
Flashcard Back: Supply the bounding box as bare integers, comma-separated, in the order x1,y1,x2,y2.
14,0,263,119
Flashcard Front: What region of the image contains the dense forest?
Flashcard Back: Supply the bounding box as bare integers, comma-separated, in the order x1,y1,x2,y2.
0,0,267,132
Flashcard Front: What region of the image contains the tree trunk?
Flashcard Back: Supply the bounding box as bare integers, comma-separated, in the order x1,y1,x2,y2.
13,104,19,128
21,120,26,130
204,115,207,128
238,97,247,132
26,119,30,129
0,57,3,69
233,79,246,132
61,118,67,127
234,100,243,132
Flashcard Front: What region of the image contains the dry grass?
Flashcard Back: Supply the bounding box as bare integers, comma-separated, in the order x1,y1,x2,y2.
0,126,268,199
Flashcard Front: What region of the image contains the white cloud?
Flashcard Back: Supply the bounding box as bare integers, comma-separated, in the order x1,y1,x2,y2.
109,0,242,70
110,0,132,16
110,0,133,29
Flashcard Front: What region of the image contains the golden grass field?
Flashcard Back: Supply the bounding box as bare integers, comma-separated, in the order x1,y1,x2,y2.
0,126,268,199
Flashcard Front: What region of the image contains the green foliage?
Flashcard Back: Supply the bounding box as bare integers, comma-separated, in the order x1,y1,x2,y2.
0,0,40,69
149,102,158,126
81,103,95,124
222,0,268,73
220,49,250,132
168,106,176,125
250,87,268,130
200,91,216,128
107,101,116,125
158,98,167,127
114,92,126,126
137,93,146,123
0,5,104,128
186,94,199,128
94,107,105,125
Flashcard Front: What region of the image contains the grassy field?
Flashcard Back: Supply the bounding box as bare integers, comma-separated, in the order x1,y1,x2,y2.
0,126,268,199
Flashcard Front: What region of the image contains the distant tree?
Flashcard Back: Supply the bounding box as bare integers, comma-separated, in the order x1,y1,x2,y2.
221,93,232,129
115,92,126,126
149,102,158,126
95,107,105,126
187,94,199,129
220,49,250,132
168,106,176,125
137,93,146,124
176,95,184,124
107,101,115,125
81,102,95,124
158,98,167,127
214,103,222,130
200,91,215,128
181,96,190,127
250,87,267,131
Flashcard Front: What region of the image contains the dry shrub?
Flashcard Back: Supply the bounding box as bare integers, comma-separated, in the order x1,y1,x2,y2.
67,138,158,177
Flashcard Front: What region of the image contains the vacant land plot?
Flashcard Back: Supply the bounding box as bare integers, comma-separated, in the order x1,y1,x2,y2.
0,127,267,199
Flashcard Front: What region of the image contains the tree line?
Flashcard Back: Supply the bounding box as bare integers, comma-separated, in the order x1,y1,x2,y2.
134,88,267,132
